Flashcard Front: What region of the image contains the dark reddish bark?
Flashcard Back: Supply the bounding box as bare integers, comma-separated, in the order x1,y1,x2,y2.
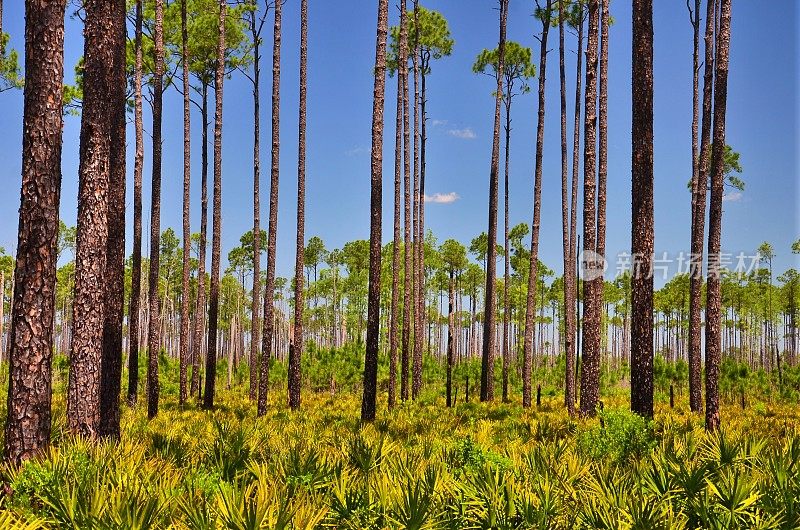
289,0,307,411
481,0,508,403
258,0,282,416
631,0,655,418
411,0,422,400
705,0,731,433
178,0,191,406
361,0,389,422
99,0,127,439
400,0,412,402
68,0,116,437
3,0,66,465
204,0,226,410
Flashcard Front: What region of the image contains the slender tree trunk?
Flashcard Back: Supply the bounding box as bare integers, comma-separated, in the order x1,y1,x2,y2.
204,0,226,410
447,269,455,407
0,271,4,362
595,0,608,370
192,84,209,400
401,0,412,402
579,0,600,417
631,0,654,419
249,4,263,403
144,0,165,420
3,0,65,465
565,4,584,414
361,0,389,423
289,0,307,411
481,0,508,403
705,0,731,433
178,0,191,406
127,0,144,407
68,0,117,437
99,0,127,439
523,1,551,409
258,0,282,416
502,93,511,403
690,0,716,413
410,0,423,400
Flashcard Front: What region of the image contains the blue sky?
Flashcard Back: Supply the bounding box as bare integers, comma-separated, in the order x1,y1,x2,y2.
0,0,797,283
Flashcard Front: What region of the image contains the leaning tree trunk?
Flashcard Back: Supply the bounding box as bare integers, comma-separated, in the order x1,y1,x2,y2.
204,0,226,410
631,0,655,419
289,0,307,411
68,0,117,438
388,0,408,410
522,0,550,409
705,0,731,433
481,0,508,403
145,0,165,420
579,0,600,417
361,0,389,423
127,0,144,407
99,0,127,440
689,0,717,413
3,0,66,465
258,0,282,416
178,0,191,406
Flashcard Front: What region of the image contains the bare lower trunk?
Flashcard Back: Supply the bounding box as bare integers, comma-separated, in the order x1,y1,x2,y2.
178,0,191,406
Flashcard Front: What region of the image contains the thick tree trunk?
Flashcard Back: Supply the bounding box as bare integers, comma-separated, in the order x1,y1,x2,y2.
258,0,282,416
204,0,226,410
127,0,144,407
411,0,422,400
145,0,165,420
361,0,389,422
99,0,127,439
690,0,717,413
705,0,731,433
178,0,191,406
579,0,600,417
3,0,65,465
522,1,550,409
631,0,655,418
68,0,117,437
595,0,608,367
289,0,307,411
481,0,508,403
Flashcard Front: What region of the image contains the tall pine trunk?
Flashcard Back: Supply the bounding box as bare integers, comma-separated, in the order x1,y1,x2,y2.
400,0,412,402
705,0,732,433
192,84,209,400
178,0,191,405
289,0,308,411
502,91,511,403
411,0,422,400
481,0,508,402
258,0,282,416
204,0,226,409
68,0,116,436
3,0,66,465
630,0,655,418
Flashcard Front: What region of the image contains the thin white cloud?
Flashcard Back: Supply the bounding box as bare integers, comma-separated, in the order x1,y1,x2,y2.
723,191,742,202
425,192,460,204
447,127,476,140
344,145,369,156
431,119,448,127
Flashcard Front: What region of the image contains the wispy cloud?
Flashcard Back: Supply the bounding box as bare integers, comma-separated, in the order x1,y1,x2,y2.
431,119,448,127
447,127,476,140
723,191,742,202
424,192,460,204
344,145,369,156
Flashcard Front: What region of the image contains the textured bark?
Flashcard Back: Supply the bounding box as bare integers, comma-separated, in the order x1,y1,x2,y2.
99,0,127,439
178,0,191,406
410,0,422,400
689,0,716,413
204,0,226,410
361,0,389,422
258,0,282,416
566,5,584,414
595,0,608,357
522,1,550,409
480,0,507,402
191,83,209,401
446,270,455,407
3,0,65,465
127,0,144,407
416,49,427,399
502,84,511,403
0,271,4,362
578,0,600,417
289,0,307,411
68,0,116,438
400,0,412,402
705,0,731,433
631,0,655,418
248,3,264,403
389,0,408,410
145,0,165,420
